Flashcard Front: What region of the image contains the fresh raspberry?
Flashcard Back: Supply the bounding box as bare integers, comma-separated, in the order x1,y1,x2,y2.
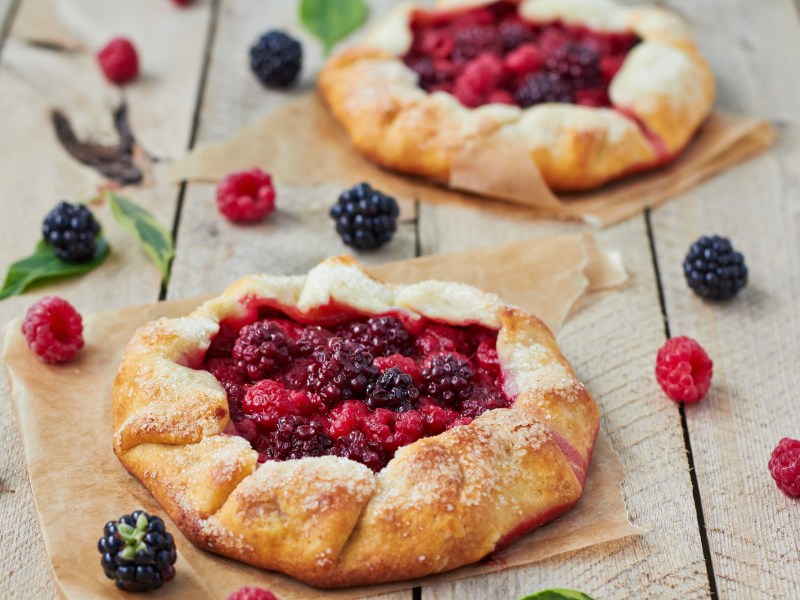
21,297,84,364
655,336,713,403
226,586,277,600
414,323,473,356
505,44,542,75
97,38,139,85
242,380,316,429
419,397,459,435
306,337,379,404
362,408,425,453
216,168,276,223
453,53,506,108
326,400,370,438
768,438,800,497
419,29,455,58
171,0,194,6
487,89,515,105
366,367,420,411
373,354,421,382
232,320,290,380
340,316,412,357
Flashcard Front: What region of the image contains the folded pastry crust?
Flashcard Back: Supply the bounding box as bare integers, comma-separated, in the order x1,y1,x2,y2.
318,0,715,192
113,256,600,587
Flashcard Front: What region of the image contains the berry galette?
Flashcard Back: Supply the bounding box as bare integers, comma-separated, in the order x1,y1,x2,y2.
113,256,599,587
318,0,714,191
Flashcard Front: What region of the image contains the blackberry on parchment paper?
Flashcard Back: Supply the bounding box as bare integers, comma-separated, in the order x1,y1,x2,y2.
98,510,177,592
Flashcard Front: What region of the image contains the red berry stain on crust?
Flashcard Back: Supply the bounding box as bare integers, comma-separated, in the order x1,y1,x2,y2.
655,336,713,403
403,0,640,109
21,296,84,364
203,311,510,471
97,38,139,85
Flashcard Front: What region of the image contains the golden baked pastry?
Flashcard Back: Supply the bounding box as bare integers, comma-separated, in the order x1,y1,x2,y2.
113,256,599,587
318,0,715,192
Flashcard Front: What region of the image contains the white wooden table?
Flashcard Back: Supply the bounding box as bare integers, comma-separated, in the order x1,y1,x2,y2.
0,0,798,598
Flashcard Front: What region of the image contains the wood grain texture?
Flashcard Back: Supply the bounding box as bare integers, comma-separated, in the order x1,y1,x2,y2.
415,204,710,598
0,1,213,598
651,0,800,596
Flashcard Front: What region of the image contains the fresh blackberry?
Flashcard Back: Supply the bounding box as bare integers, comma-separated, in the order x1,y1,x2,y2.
514,72,574,107
42,201,101,262
683,235,748,300
307,337,379,404
421,353,474,406
544,42,601,90
98,510,177,592
341,316,412,357
249,31,302,88
291,325,334,357
265,415,333,461
232,320,291,381
330,183,399,251
329,430,386,472
367,367,420,411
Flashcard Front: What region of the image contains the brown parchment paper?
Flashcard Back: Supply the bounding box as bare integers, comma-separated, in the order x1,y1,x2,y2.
167,94,774,227
2,234,639,600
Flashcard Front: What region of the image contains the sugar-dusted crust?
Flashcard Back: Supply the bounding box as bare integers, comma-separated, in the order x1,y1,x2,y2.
317,0,714,192
112,256,599,587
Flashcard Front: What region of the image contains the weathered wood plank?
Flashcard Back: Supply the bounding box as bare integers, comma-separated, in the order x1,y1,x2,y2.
416,205,710,598
0,1,213,598
652,0,800,596
167,0,417,302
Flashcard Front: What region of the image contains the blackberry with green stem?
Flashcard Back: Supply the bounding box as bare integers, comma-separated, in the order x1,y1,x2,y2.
330,183,399,251
98,510,177,592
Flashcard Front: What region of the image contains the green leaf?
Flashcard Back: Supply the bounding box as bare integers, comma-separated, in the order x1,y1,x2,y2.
120,546,136,561
299,0,369,54
0,238,110,301
519,590,596,600
106,191,174,284
135,513,148,531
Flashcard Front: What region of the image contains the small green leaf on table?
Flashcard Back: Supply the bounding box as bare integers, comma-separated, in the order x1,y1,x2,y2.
106,191,174,284
519,590,596,600
299,0,369,54
0,237,110,301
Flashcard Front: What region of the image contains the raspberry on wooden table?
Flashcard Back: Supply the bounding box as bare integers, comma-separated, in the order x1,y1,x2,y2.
21,296,84,364
226,586,278,600
768,438,800,497
655,336,713,403
216,168,276,223
97,38,139,85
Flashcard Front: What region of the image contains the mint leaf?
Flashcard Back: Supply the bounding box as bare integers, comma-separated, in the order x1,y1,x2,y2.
0,237,110,301
299,0,369,54
519,590,596,600
106,192,174,284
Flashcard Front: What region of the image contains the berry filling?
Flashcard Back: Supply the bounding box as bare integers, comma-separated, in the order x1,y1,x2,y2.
403,0,640,109
200,310,511,471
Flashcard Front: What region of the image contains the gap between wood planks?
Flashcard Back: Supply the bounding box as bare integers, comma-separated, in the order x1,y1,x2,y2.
160,0,221,301
645,208,719,600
